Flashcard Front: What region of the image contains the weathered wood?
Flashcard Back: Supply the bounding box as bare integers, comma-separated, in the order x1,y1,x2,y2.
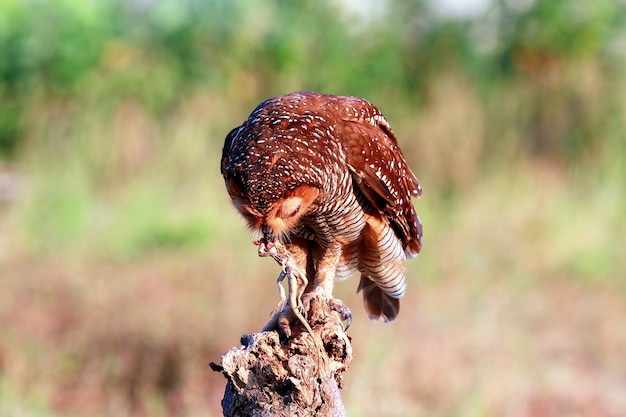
211,295,352,416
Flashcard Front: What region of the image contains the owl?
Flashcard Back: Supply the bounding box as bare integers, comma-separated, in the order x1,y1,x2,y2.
221,92,422,323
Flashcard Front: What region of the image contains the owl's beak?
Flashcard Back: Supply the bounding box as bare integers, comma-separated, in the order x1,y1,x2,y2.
261,224,275,243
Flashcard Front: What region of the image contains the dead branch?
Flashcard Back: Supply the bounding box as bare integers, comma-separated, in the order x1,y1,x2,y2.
211,295,353,416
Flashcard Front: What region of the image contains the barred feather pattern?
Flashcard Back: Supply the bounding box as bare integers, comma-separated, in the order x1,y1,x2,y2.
221,91,422,323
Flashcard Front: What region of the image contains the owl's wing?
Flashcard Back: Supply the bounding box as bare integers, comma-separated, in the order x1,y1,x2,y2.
338,102,423,257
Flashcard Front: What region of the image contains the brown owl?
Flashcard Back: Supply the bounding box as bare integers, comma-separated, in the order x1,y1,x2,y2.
221,92,422,323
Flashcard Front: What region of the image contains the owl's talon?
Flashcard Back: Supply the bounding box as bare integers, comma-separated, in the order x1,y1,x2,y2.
277,315,292,340
298,291,351,330
262,306,293,340
327,297,352,330
337,307,352,332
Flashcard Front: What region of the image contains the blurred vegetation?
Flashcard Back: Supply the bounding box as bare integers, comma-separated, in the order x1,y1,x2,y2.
0,0,624,257
1,0,626,416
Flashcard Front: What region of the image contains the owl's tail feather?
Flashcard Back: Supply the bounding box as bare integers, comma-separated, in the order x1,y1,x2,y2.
357,275,400,323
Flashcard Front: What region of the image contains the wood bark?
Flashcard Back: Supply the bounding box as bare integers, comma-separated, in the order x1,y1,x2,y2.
211,295,353,416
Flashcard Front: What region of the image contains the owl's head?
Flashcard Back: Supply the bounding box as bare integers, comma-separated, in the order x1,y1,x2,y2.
225,179,319,242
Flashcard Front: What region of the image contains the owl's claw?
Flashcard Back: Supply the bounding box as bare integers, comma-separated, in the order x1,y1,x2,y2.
256,239,331,370
301,292,352,331
263,305,294,340
330,299,352,331
263,266,315,345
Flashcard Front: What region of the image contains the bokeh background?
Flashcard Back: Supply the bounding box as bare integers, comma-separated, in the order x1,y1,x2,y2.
1,0,625,416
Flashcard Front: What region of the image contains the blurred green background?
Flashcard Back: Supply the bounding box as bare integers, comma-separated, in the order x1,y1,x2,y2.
1,0,625,416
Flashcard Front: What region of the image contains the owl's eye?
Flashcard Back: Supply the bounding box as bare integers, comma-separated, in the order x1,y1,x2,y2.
282,204,301,218
279,197,303,219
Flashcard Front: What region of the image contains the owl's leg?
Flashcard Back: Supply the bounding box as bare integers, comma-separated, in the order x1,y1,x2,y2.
258,247,325,369
311,241,342,296
257,238,335,371
297,241,352,329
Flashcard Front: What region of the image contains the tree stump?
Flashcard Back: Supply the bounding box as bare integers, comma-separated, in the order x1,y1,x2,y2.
210,295,353,416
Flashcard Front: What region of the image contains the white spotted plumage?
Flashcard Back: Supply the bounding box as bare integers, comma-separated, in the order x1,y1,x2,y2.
221,92,423,323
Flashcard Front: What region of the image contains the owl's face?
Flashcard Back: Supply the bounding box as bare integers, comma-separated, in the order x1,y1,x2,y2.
225,179,319,242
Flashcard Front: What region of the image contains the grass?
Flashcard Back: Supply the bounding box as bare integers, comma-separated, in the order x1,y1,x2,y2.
1,2,626,414
1,65,625,415
2,152,625,416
